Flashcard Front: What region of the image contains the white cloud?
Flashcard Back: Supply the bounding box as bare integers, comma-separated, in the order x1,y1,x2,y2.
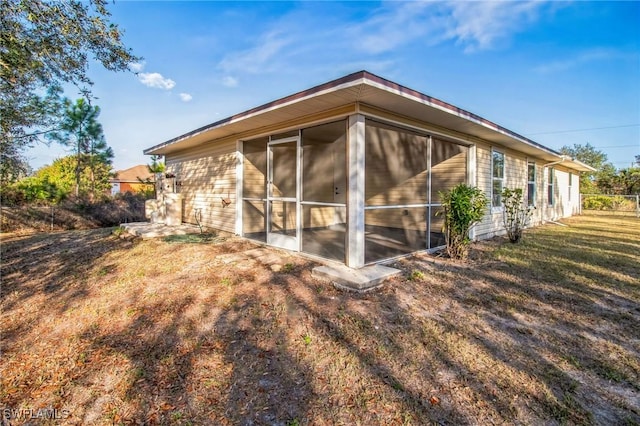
211,1,548,87
179,93,193,102
222,76,238,87
534,48,625,74
129,61,146,73
138,72,176,90
352,1,548,54
445,1,544,53
352,2,434,54
218,31,292,73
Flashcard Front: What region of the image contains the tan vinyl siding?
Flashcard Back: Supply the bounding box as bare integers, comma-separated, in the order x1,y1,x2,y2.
166,138,237,234
365,172,428,207
475,144,529,239
430,139,468,203
242,137,267,200
474,145,586,239
303,206,345,228
303,143,337,204
242,200,266,234
365,122,429,207
363,121,467,230
505,152,527,190
474,142,496,238
270,201,296,233
544,166,577,220
365,208,427,231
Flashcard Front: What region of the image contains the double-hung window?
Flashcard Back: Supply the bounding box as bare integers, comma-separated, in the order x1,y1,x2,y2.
568,173,573,202
492,150,505,208
527,161,536,207
547,167,555,206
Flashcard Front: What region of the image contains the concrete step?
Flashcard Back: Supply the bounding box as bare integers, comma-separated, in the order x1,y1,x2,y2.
312,264,400,292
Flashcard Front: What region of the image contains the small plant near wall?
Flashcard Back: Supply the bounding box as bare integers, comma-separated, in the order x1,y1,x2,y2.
501,187,534,243
439,184,488,259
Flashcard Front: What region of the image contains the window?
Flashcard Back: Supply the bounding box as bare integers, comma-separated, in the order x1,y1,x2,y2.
547,167,554,205
568,172,573,202
492,150,505,208
527,161,536,207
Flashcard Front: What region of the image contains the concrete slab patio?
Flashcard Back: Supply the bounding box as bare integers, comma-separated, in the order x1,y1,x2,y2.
121,222,400,291
121,222,201,239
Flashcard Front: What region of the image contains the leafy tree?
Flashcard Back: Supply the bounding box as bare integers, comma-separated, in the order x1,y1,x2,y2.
439,184,488,259
0,87,63,184
13,174,67,204
2,155,112,205
0,0,139,184
616,167,640,195
46,98,113,198
35,155,112,199
560,143,615,194
0,147,32,184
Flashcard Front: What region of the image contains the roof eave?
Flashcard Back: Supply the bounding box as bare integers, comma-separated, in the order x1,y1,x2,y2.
143,71,584,170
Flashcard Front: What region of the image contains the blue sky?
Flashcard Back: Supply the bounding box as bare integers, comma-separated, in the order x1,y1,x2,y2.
29,1,640,172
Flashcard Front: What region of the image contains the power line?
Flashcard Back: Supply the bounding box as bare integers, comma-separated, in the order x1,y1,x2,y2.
525,123,640,136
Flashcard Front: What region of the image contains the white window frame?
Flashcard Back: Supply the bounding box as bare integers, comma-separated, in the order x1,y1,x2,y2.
527,160,536,207
547,167,555,206
491,149,505,210
568,172,573,203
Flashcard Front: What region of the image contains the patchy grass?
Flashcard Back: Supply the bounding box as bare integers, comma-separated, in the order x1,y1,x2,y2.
162,233,225,244
1,215,638,424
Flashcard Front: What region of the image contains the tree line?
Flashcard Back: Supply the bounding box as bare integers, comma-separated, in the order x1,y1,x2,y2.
1,0,139,202
560,144,640,195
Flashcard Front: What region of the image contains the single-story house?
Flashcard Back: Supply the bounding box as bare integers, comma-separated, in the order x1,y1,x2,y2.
144,71,593,268
110,165,154,195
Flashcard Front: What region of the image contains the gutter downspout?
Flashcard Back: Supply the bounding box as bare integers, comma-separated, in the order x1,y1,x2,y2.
542,155,570,168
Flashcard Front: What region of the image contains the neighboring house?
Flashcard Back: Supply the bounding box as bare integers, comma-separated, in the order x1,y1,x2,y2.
110,165,154,195
144,71,593,268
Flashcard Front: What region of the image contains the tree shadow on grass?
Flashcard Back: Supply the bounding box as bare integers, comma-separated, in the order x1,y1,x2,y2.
76,295,205,424
215,294,316,425
403,217,640,423
2,216,637,424
1,229,136,342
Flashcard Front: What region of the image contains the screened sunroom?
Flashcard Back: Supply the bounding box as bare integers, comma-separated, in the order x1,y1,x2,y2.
239,117,469,267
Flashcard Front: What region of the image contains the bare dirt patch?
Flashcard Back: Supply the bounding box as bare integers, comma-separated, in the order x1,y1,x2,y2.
1,215,638,424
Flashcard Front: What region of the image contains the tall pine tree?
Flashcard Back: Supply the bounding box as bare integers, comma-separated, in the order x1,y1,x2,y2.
0,0,138,183
47,98,113,198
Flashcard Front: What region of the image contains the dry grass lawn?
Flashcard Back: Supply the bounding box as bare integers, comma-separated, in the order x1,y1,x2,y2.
1,214,639,425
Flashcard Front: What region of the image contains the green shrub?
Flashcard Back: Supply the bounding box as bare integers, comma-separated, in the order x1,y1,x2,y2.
439,184,488,259
583,195,614,210
501,187,534,243
1,174,71,207
582,195,632,211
